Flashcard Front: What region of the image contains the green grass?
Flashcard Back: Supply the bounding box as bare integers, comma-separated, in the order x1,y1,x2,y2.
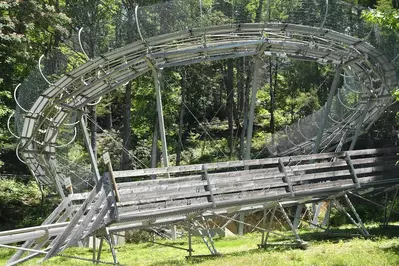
1,225,399,266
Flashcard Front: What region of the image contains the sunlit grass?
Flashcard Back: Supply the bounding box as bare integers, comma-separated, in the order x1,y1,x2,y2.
1,225,399,266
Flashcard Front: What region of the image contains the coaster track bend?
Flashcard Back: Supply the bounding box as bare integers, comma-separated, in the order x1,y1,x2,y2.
17,23,397,187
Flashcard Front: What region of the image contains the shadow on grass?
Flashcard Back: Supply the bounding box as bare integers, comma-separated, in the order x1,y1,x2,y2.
298,225,399,243
147,225,399,265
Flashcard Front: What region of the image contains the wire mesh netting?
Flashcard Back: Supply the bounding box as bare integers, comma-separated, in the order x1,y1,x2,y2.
11,0,398,193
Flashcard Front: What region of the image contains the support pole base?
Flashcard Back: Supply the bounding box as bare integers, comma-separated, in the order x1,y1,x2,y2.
185,254,223,259
258,241,309,250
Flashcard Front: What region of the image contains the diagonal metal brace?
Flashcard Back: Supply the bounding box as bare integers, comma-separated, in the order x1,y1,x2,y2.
203,165,216,208
278,159,294,197
345,153,360,188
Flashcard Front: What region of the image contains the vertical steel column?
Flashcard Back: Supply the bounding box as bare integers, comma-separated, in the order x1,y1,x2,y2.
238,213,245,236
244,56,262,166
349,100,371,150
92,234,96,262
293,204,303,229
263,205,277,248
385,188,398,226
310,202,323,228
313,66,343,153
188,221,192,257
152,69,169,168
96,237,104,263
80,113,101,182
322,200,332,231
105,228,119,264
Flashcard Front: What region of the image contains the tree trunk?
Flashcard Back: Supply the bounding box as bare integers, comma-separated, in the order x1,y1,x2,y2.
255,0,264,23
237,58,246,159
240,58,253,158
89,106,97,160
176,71,186,166
225,59,235,159
269,57,275,136
120,81,132,170
150,116,159,179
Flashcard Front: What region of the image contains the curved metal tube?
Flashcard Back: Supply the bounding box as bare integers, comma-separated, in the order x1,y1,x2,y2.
38,55,53,85
87,96,103,106
16,143,27,164
78,28,90,60
64,115,80,126
312,112,320,130
362,26,374,42
297,119,311,141
13,84,28,112
55,127,77,148
7,111,20,139
328,113,343,125
285,125,300,148
319,0,329,29
135,5,149,48
391,53,399,63
337,87,361,111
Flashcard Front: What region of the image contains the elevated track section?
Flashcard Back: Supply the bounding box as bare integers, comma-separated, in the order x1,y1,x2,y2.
3,0,399,264
3,147,399,264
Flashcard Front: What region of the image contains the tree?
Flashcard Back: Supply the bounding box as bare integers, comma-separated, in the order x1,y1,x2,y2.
363,0,399,31
0,0,70,172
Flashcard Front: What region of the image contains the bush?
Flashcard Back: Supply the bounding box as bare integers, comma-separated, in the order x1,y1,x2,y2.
0,178,59,230
125,230,153,244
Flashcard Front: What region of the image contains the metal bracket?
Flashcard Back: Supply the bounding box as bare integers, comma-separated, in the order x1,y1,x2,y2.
203,165,216,208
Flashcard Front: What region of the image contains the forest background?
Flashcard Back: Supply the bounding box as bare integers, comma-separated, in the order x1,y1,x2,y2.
0,0,398,230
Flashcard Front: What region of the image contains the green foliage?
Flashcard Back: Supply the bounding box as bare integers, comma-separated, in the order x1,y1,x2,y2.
0,178,58,230
2,228,399,265
362,0,399,31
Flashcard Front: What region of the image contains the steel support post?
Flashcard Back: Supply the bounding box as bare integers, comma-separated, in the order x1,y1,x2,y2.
384,188,398,226
383,191,389,226
334,201,365,235
344,194,369,236
260,208,268,246
322,201,332,231
310,202,323,228
278,204,302,242
244,55,262,168
349,100,371,151
92,233,96,263
105,228,118,264
96,237,104,264
293,204,304,229
313,66,343,153
261,205,277,248
201,216,218,255
188,221,192,257
192,220,217,255
171,225,177,240
238,213,245,236
152,69,169,168
80,114,101,182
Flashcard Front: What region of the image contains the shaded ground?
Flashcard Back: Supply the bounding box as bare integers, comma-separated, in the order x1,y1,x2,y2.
1,224,399,266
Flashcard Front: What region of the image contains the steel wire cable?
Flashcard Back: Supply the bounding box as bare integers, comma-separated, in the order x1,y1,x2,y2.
85,114,148,169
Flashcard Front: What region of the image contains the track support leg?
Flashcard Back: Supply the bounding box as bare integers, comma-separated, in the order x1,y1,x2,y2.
383,189,398,227
278,204,303,244
260,205,277,248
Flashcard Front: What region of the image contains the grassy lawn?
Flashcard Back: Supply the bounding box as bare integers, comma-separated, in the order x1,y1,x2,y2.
1,225,399,265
